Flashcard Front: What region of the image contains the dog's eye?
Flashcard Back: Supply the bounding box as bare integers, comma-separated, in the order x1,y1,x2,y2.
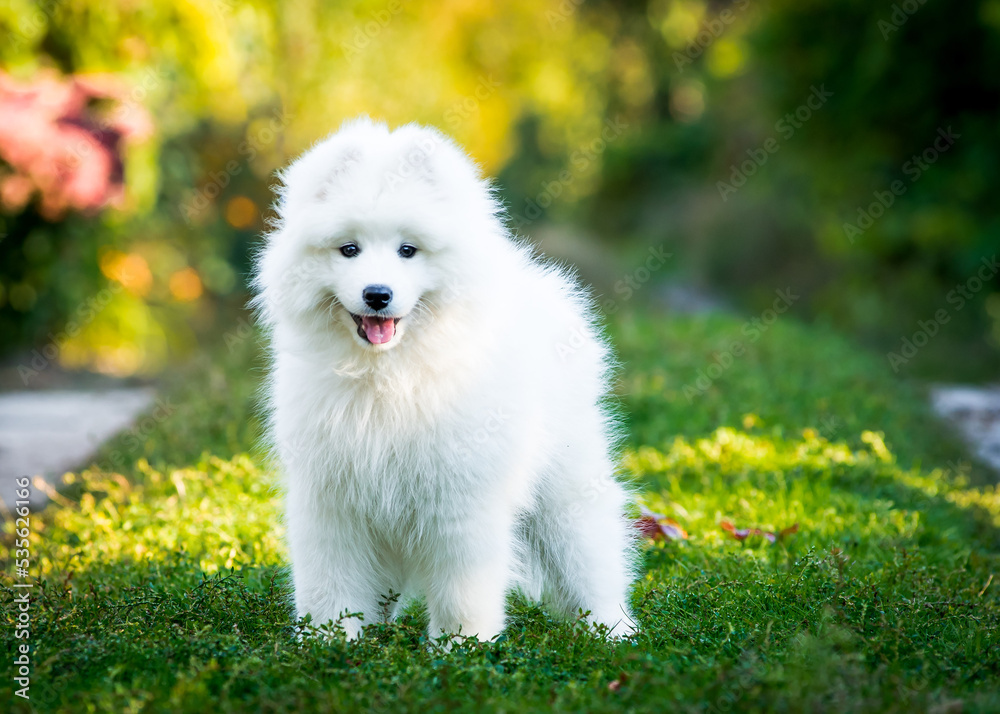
339,243,360,258
398,244,417,259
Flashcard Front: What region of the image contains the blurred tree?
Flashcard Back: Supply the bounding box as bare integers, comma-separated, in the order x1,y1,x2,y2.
580,0,1000,377
747,0,1000,375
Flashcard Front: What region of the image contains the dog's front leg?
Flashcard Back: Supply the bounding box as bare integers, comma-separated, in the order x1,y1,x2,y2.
287,490,381,640
424,511,513,643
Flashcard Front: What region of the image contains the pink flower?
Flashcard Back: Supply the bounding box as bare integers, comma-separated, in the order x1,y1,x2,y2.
0,70,152,219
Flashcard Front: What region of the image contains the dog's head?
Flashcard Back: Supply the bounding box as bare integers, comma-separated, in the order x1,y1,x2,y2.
256,118,502,352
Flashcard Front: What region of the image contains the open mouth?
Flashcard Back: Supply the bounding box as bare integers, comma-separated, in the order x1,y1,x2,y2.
350,313,401,345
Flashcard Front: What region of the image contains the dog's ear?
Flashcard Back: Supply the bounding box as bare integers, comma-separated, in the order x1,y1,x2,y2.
315,146,362,201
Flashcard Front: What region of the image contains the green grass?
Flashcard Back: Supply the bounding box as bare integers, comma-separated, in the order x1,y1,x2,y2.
3,307,999,712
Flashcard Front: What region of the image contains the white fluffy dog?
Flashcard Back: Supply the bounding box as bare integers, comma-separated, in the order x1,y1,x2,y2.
254,118,635,642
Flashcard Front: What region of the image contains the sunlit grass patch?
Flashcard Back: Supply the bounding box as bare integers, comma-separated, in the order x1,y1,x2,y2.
630,426,986,558
41,454,284,578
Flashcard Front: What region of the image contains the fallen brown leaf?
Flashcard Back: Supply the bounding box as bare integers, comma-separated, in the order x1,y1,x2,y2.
720,520,798,544
636,506,688,541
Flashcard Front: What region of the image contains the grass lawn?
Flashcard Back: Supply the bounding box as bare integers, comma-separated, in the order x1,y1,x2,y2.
3,306,999,712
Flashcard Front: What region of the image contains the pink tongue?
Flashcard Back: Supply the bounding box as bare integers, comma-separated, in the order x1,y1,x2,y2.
362,316,395,344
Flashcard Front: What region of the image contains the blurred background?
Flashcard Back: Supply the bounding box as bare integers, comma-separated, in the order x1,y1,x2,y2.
1,0,998,384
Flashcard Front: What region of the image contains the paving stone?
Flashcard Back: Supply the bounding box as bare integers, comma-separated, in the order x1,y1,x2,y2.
0,388,154,511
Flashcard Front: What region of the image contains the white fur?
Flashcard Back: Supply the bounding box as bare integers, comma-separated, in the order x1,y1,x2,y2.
253,118,636,642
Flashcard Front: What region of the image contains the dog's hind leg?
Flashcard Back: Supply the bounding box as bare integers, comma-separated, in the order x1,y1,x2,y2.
531,458,637,637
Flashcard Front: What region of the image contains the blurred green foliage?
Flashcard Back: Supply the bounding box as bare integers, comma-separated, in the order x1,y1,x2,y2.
0,0,997,378
581,0,1000,377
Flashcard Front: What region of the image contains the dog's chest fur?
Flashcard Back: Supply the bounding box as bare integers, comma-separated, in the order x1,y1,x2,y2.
276,361,540,528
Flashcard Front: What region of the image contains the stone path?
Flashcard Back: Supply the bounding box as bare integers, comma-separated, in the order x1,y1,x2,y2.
0,388,154,511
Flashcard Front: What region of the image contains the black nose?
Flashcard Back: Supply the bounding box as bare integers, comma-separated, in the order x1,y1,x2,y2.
362,285,392,311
